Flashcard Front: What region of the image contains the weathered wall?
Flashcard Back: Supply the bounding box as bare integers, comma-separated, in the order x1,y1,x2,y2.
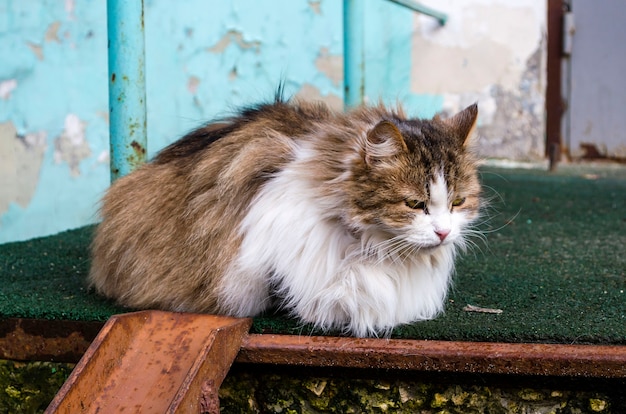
0,0,110,244
0,0,546,243
411,0,547,161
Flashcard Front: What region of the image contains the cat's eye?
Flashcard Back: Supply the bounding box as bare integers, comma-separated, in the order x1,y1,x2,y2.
451,197,466,207
405,199,426,210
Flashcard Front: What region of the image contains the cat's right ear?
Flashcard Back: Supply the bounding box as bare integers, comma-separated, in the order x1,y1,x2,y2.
442,103,478,147
365,121,407,165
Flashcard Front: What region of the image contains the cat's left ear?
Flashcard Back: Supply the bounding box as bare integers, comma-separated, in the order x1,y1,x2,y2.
365,121,408,165
443,103,478,147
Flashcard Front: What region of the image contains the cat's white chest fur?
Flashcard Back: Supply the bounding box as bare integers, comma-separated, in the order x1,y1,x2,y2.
218,145,459,337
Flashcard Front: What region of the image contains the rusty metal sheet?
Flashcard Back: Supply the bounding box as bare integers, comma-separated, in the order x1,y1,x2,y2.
45,311,252,414
237,334,626,378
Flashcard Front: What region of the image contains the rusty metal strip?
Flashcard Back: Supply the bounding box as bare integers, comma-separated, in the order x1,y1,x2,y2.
0,318,104,362
45,311,252,414
237,334,626,378
3,316,626,380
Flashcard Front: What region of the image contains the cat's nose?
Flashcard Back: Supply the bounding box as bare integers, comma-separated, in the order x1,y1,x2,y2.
435,229,450,241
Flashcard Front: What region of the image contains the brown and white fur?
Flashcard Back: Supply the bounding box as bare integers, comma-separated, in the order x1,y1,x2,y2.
89,97,481,337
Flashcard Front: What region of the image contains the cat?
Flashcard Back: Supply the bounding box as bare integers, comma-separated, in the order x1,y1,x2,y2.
89,96,481,337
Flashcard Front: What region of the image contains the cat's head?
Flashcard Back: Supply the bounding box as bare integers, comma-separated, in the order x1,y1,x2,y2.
347,104,481,251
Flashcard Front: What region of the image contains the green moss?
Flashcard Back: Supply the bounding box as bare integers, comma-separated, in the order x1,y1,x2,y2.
590,398,609,412
1,360,621,413
219,369,621,414
0,360,74,414
519,388,545,401
431,392,448,408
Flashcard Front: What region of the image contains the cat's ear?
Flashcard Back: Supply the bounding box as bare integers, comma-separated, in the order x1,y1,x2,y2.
365,121,407,165
443,103,478,147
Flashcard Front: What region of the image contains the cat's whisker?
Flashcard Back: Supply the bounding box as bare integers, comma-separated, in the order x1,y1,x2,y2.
481,185,505,204
470,200,509,230
402,244,423,264
384,237,425,267
464,224,488,239
373,243,405,266
478,169,509,183
460,232,488,256
365,235,406,263
478,208,521,234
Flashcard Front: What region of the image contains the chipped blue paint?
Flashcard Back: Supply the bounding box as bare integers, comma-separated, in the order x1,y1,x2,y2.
107,0,147,181
362,0,443,117
142,0,346,156
0,0,110,243
343,0,365,107
0,0,442,243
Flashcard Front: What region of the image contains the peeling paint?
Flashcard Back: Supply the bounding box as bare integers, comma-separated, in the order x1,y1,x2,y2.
478,47,545,160
97,111,110,124
228,67,237,81
315,47,343,87
412,3,542,93
187,76,200,94
411,0,546,161
53,114,91,177
296,83,343,111
27,42,44,60
413,40,513,93
207,30,261,54
0,0,547,243
65,0,75,19
308,1,322,15
0,122,47,215
0,79,17,100
45,22,62,43
97,150,110,164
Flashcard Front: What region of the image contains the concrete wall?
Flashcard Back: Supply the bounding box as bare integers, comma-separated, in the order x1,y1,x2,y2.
412,0,547,161
0,0,546,243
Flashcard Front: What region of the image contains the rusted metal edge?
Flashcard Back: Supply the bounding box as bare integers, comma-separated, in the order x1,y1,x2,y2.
0,318,104,362
236,334,626,378
3,317,626,378
45,311,252,414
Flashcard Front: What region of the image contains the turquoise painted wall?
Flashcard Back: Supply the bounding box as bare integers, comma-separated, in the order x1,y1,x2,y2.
0,0,442,244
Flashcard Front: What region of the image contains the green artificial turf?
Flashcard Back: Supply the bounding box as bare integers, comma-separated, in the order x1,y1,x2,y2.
1,167,625,344
0,225,125,322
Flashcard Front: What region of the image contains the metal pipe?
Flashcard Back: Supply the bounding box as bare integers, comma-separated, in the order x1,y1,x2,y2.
343,0,365,107
387,0,447,25
107,0,147,182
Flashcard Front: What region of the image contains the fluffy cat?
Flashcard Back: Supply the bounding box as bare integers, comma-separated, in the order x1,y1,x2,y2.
89,96,481,337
